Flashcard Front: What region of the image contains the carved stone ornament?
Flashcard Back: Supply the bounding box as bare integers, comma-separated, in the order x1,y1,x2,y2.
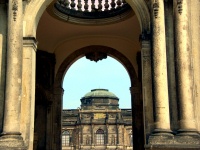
177,0,183,15
85,51,107,62
12,0,18,21
153,0,159,19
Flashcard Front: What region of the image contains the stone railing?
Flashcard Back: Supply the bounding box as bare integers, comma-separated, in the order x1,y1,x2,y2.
57,0,127,12
53,0,133,24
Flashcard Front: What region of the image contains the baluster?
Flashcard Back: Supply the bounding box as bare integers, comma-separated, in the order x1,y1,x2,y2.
58,0,64,6
91,0,95,12
64,0,70,8
98,0,102,11
70,0,76,10
77,0,82,11
122,0,126,6
84,0,89,12
116,0,121,8
104,0,109,11
110,0,116,10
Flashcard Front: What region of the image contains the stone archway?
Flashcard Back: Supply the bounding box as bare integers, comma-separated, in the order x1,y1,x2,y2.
49,45,144,150
0,0,151,149
22,4,150,149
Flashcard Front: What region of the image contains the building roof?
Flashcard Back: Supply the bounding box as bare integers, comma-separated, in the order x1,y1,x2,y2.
83,89,119,99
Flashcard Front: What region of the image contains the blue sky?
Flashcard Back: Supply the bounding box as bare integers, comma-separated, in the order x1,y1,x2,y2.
62,56,131,109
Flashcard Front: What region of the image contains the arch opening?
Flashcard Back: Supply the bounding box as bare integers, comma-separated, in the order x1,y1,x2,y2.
32,0,148,149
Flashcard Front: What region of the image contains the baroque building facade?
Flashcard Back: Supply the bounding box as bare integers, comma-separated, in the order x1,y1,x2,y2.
62,89,133,150
0,0,200,150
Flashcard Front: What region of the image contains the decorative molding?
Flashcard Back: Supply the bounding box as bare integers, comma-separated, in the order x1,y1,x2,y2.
85,51,107,62
23,37,38,51
177,0,183,15
153,0,159,18
12,0,18,21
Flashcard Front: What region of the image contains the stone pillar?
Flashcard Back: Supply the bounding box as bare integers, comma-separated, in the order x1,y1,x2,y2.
21,37,37,150
151,0,171,133
0,0,25,149
174,0,198,134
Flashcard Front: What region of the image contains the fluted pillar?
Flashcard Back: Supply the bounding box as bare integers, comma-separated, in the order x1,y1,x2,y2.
174,0,198,134
151,0,171,133
0,0,25,148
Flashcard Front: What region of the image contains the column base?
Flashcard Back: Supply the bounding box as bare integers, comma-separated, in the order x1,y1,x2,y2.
148,131,174,145
0,134,26,150
177,129,200,136
146,131,200,150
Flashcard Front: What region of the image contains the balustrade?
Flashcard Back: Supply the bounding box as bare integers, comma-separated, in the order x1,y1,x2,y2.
58,0,126,12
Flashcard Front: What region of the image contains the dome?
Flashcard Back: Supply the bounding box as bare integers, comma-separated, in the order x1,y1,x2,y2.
83,89,119,99
80,89,119,109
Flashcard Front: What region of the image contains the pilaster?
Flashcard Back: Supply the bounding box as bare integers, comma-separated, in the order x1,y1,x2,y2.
52,86,63,150
21,37,37,150
130,86,144,150
0,0,25,149
140,33,154,145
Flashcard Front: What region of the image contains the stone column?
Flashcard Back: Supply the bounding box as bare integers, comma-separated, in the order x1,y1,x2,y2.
174,0,198,134
0,0,25,149
21,37,37,150
151,0,171,133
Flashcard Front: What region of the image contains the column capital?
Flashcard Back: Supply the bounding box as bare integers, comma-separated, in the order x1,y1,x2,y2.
23,37,38,52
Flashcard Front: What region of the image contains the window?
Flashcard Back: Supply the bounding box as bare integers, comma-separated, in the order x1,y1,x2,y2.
62,130,70,146
96,129,104,145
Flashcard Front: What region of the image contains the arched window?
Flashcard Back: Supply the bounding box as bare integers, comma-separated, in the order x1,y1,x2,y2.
96,129,104,145
62,130,70,146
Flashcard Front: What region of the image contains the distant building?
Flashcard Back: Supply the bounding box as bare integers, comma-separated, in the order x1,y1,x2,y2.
62,89,133,150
